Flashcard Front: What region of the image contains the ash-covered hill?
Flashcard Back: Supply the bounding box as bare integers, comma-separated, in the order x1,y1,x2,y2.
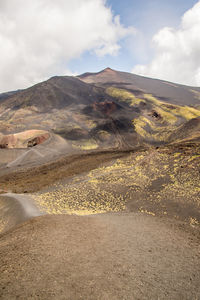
79,67,200,106
0,68,200,155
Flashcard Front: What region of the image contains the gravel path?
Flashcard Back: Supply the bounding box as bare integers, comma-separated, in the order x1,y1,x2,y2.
0,213,199,300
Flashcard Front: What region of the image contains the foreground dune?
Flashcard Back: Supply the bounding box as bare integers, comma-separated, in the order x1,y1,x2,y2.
0,213,199,299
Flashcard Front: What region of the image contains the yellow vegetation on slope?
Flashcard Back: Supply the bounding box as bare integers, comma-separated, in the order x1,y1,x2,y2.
34,146,200,223
106,87,143,106
106,87,200,142
133,94,200,140
72,139,98,150
144,94,200,121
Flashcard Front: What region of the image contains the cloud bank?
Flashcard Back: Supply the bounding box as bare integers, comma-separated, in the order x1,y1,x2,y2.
132,1,200,86
0,0,134,92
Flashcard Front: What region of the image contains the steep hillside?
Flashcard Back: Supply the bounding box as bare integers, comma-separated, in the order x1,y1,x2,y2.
0,68,200,167
79,68,200,106
169,117,200,143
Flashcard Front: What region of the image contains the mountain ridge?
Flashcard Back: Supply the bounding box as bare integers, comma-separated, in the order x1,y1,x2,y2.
0,68,200,160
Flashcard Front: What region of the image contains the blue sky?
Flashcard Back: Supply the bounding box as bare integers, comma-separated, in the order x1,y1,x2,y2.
68,0,198,75
0,0,199,92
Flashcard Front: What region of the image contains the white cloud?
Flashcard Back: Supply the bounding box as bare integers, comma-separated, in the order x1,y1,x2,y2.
132,1,200,86
0,0,134,92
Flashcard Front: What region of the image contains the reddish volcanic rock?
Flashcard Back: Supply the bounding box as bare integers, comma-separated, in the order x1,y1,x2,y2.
93,101,118,116
0,130,50,149
27,133,50,147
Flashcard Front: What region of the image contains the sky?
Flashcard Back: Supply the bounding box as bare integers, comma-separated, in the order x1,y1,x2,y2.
0,0,199,92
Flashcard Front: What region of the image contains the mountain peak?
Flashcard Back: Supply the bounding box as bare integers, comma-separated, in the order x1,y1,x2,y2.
101,67,116,73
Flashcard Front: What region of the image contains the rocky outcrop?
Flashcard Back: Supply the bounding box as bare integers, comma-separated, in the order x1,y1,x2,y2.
27,133,49,147
0,130,50,149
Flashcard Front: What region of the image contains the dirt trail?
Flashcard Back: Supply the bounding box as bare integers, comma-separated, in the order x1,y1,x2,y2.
0,213,199,300
0,193,43,234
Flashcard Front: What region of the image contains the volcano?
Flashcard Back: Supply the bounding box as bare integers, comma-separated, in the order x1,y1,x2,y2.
0,68,200,155
0,68,200,299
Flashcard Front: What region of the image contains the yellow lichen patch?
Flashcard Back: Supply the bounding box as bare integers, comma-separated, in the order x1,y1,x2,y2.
177,106,200,120
143,94,177,124
33,145,200,224
155,107,177,124
143,94,162,106
190,217,199,227
162,102,200,121
132,94,200,141
106,87,143,106
188,155,200,162
174,152,181,158
139,208,156,216
61,209,106,216
132,115,174,141
72,139,98,150
35,181,126,215
132,117,151,138
88,178,99,184
144,93,200,122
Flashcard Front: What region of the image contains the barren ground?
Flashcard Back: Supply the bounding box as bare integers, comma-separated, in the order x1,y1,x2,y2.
0,213,200,300
0,145,200,299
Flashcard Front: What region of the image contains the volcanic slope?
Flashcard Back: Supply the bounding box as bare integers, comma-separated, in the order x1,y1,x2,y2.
0,69,200,299
0,68,200,159
0,141,200,299
79,67,200,106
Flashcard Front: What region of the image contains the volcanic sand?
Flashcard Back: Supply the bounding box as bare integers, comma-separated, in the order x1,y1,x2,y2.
0,213,199,300
0,145,200,299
